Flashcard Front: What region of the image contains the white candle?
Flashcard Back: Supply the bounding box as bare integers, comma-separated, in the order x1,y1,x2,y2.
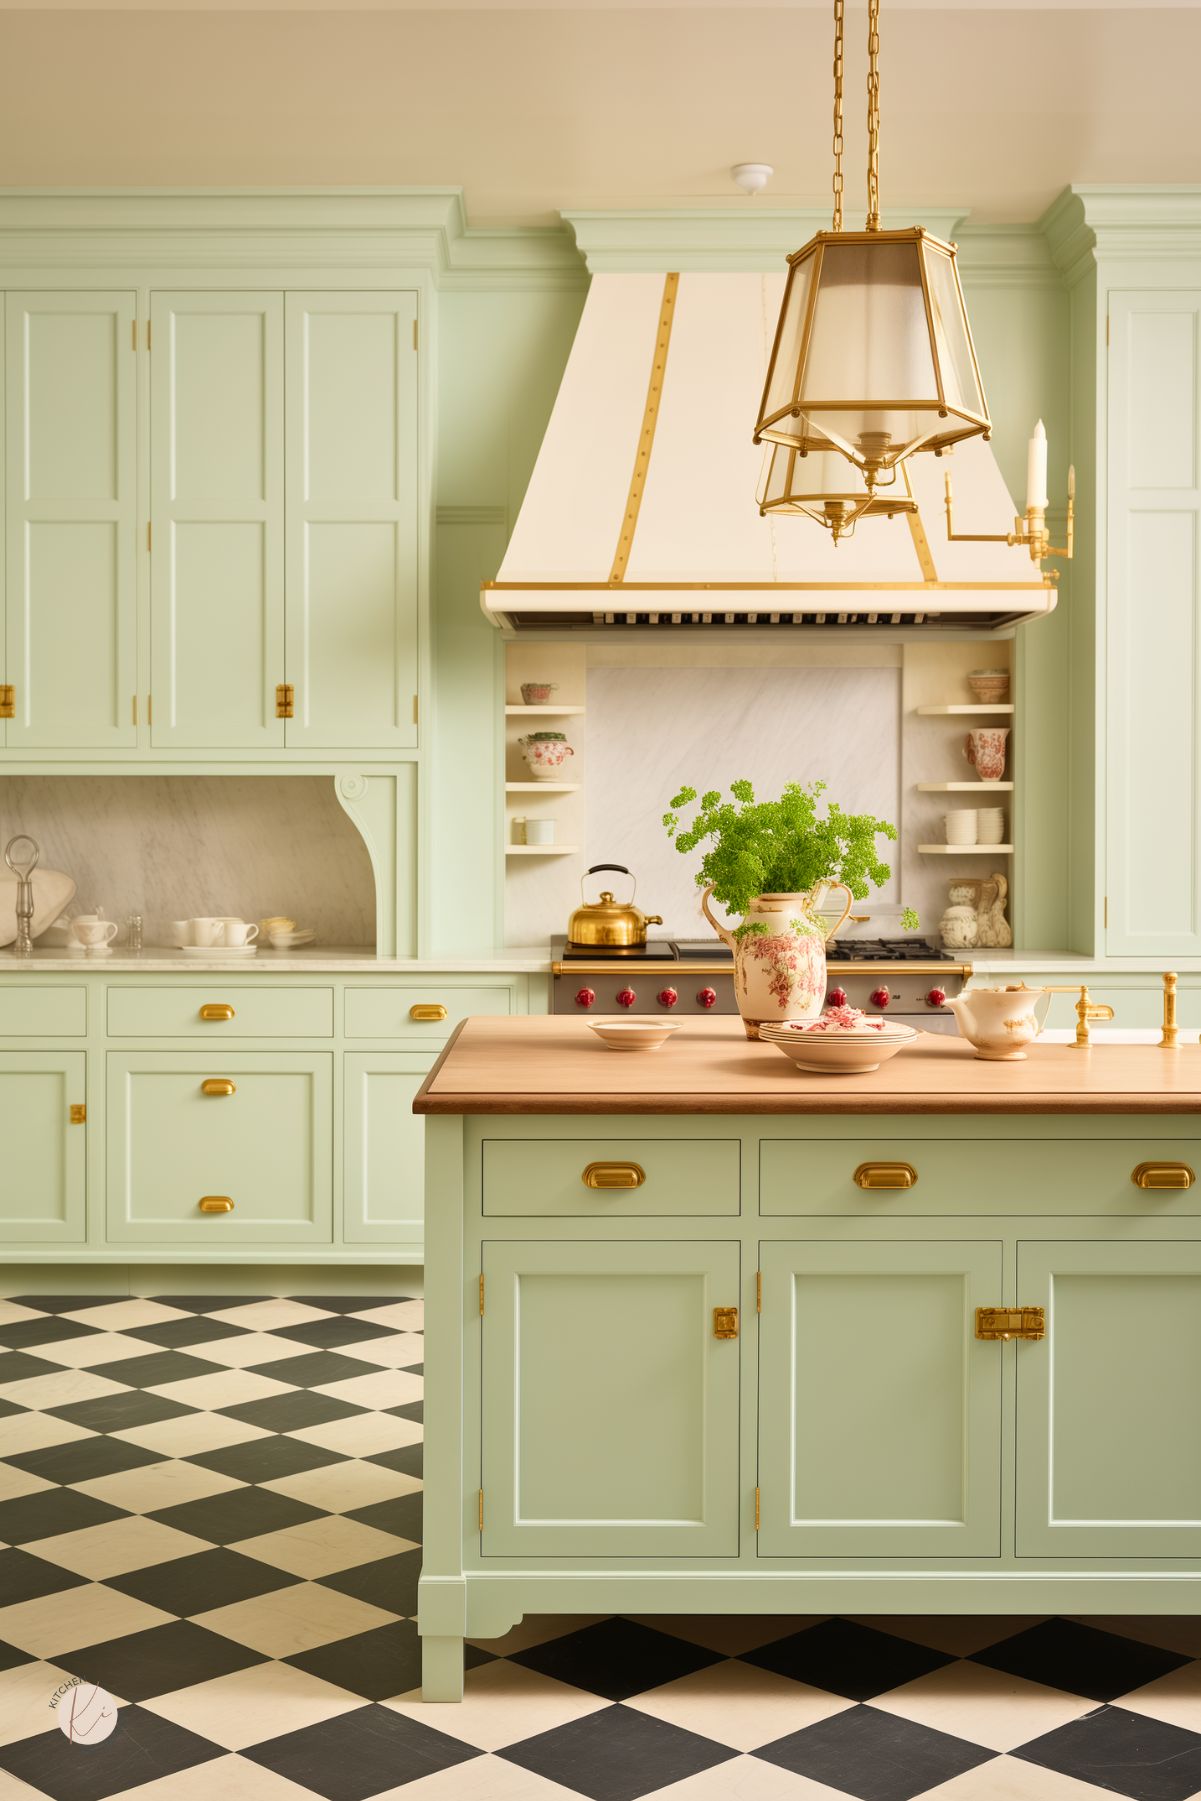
1026,419,1048,512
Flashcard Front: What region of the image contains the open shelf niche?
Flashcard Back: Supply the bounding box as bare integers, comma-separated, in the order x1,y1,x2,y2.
504,643,586,860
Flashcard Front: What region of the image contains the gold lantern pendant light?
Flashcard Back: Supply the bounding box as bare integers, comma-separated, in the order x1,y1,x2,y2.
754,0,991,500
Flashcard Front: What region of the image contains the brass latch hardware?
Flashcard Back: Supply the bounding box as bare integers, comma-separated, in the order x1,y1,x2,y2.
976,1305,1045,1342
69,1104,87,1125
854,1161,917,1191
582,1161,645,1191
198,1196,235,1214
1132,1162,1195,1191
478,1489,484,1532
409,1004,448,1023
0,685,14,720
201,1079,237,1097
275,683,295,719
198,1003,236,1022
754,1485,761,1531
478,1272,485,1316
713,1306,739,1340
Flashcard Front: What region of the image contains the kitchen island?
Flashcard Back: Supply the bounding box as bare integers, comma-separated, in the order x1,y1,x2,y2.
414,1016,1201,1699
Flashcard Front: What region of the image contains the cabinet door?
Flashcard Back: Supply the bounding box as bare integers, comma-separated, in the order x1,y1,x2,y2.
1107,293,1201,954
5,293,137,749
106,1051,331,1244
343,1052,428,1249
0,1052,86,1243
150,293,284,748
1016,1240,1201,1558
758,1241,1003,1557
481,1240,741,1558
284,293,419,749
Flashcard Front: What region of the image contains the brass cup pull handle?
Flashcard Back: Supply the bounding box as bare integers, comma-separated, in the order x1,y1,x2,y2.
582,1161,646,1190
201,1079,236,1097
1132,1161,1195,1191
198,1004,235,1022
198,1196,235,1214
854,1161,918,1191
409,1004,449,1023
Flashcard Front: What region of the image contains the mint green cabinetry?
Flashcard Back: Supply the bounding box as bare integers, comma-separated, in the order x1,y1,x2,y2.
0,1051,86,1243
480,1238,741,1558
344,1052,428,1248
482,1137,741,1217
5,292,137,748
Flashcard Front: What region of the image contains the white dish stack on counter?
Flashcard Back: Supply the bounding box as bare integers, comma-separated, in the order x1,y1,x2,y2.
759,1005,920,1074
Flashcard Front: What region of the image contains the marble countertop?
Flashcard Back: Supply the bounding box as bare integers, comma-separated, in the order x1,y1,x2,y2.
0,946,552,974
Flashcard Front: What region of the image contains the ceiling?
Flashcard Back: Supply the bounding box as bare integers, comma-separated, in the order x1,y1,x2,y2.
0,5,1195,225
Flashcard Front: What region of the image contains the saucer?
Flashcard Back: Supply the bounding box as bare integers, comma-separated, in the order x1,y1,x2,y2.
179,943,258,958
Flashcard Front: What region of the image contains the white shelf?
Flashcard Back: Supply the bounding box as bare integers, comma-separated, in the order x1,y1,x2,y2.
505,782,581,794
505,704,586,716
916,704,1014,716
918,844,1014,855
916,781,1014,793
505,844,581,857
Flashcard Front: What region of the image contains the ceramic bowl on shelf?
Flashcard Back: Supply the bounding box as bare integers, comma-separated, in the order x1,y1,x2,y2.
759,1019,919,1074
967,669,1010,704
586,1020,682,1052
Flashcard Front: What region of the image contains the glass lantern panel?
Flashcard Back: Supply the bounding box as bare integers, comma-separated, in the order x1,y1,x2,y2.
758,251,815,435
758,443,873,509
924,245,985,419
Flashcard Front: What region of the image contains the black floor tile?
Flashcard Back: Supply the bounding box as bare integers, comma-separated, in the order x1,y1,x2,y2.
0,1350,62,1386
46,1390,193,1433
7,1296,121,1315
0,1487,126,1545
106,1546,302,1615
89,1350,224,1390
217,1389,365,1432
744,1617,955,1700
123,1316,250,1349
364,1442,422,1478
243,1702,480,1799
972,1619,1191,1702
56,1619,268,1702
146,1296,272,1313
345,1492,422,1542
1015,1704,1201,1801
317,1548,422,1616
0,1639,35,1672
6,1434,165,1486
0,1548,89,1606
501,1704,736,1801
286,1297,403,1314
0,1396,20,1416
186,1433,347,1484
385,1399,423,1424
149,1484,324,1545
0,1318,103,1351
758,1705,996,1801
258,1349,378,1388
286,1620,495,1701
0,1704,223,1801
511,1618,724,1702
271,1317,396,1351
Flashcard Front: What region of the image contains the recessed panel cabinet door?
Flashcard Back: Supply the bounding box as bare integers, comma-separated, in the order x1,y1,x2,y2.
284,293,419,748
150,293,284,748
0,1053,86,1243
343,1052,427,1249
1016,1240,1201,1558
5,293,137,748
481,1240,741,1558
758,1241,1003,1558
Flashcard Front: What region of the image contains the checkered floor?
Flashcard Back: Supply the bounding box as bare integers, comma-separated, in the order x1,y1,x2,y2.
0,1296,1198,1801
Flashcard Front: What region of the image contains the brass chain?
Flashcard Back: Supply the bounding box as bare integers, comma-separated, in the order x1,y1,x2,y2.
831,0,844,232
866,0,881,229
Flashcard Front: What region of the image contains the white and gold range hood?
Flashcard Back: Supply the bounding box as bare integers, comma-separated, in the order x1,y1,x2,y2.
482,272,1057,634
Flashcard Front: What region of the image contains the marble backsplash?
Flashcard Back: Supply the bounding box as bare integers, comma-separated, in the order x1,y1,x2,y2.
0,776,377,948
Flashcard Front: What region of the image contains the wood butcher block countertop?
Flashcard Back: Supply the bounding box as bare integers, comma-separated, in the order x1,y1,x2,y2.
413,1017,1201,1115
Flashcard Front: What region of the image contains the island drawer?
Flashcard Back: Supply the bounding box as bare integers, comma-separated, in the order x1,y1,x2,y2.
0,986,87,1037
483,1138,741,1216
107,987,334,1039
345,984,513,1042
760,1137,1201,1215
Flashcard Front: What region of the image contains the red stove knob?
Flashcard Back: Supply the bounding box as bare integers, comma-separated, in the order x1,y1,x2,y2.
696,987,717,1009
827,987,848,1008
657,988,678,1009
926,986,948,1008
616,987,637,1009
870,985,891,1009
574,987,596,1009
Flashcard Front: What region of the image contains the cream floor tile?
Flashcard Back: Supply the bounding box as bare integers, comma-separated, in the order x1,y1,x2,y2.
235,1515,404,1580
63,1301,186,1331
387,1659,608,1751
0,1369,129,1411
0,1303,42,1327
380,1755,566,1801
288,1411,422,1458
630,1617,828,1657
930,1755,1109,1800
261,1458,421,1514
858,1616,1047,1658
208,1300,336,1332
1077,1615,1201,1659
466,1616,607,1657
871,1660,1097,1755
142,1659,359,1751
626,1659,853,1752
180,1333,315,1370
110,1412,272,1458
74,1458,240,1513
1119,1657,1201,1731
0,1584,173,1658
0,1465,54,1503
337,1333,426,1370
0,1660,80,1747
352,1300,424,1333
147,1369,294,1410
194,1582,394,1657
647,1760,851,1800
105,1751,316,1801
312,1369,422,1411
25,1516,209,1580
30,1333,162,1369
0,1414,96,1456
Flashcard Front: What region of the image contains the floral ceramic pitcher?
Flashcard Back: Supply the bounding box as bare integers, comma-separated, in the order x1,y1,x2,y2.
700,884,853,1039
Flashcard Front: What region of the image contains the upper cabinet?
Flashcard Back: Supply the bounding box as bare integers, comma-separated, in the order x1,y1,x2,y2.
4,292,137,750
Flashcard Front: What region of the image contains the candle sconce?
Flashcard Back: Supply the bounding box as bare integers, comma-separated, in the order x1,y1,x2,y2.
943,463,1074,577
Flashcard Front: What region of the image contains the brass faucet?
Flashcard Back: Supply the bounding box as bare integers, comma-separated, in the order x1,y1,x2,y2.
1160,972,1179,1048
1070,983,1114,1049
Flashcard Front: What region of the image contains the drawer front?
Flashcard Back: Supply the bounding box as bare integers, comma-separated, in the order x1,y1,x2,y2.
107,986,334,1039
0,985,87,1037
483,1138,741,1217
344,983,512,1043
106,1051,332,1244
761,1137,1201,1215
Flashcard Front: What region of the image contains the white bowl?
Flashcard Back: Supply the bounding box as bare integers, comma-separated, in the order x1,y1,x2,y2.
586,1020,682,1052
759,1020,919,1074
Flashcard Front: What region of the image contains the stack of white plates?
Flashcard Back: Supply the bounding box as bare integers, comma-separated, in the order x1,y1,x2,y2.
759,1018,919,1075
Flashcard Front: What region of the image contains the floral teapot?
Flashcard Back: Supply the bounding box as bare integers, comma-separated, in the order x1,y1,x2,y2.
700,882,853,1040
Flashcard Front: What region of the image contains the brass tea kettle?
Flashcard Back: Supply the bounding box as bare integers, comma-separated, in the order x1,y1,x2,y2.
567,865,663,948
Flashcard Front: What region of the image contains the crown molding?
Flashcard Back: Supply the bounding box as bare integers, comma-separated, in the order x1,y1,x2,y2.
563,205,969,272
954,224,1063,291
1042,185,1201,283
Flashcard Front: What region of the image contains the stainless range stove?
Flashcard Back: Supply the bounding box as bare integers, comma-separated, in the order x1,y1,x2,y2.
551,935,969,1030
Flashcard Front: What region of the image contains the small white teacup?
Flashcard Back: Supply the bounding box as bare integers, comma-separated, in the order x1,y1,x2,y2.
71,916,118,948
221,921,259,947
171,920,193,947
190,917,225,948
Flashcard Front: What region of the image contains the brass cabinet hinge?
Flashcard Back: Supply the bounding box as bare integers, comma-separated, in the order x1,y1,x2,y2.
976,1305,1045,1342
131,694,137,727
754,1485,761,1531
275,683,295,719
755,1270,762,1313
131,317,137,352
478,1272,485,1316
713,1306,739,1340
412,693,419,726
69,1103,86,1125
147,521,152,553
146,318,151,352
0,685,14,720
413,317,418,351
477,1489,484,1531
